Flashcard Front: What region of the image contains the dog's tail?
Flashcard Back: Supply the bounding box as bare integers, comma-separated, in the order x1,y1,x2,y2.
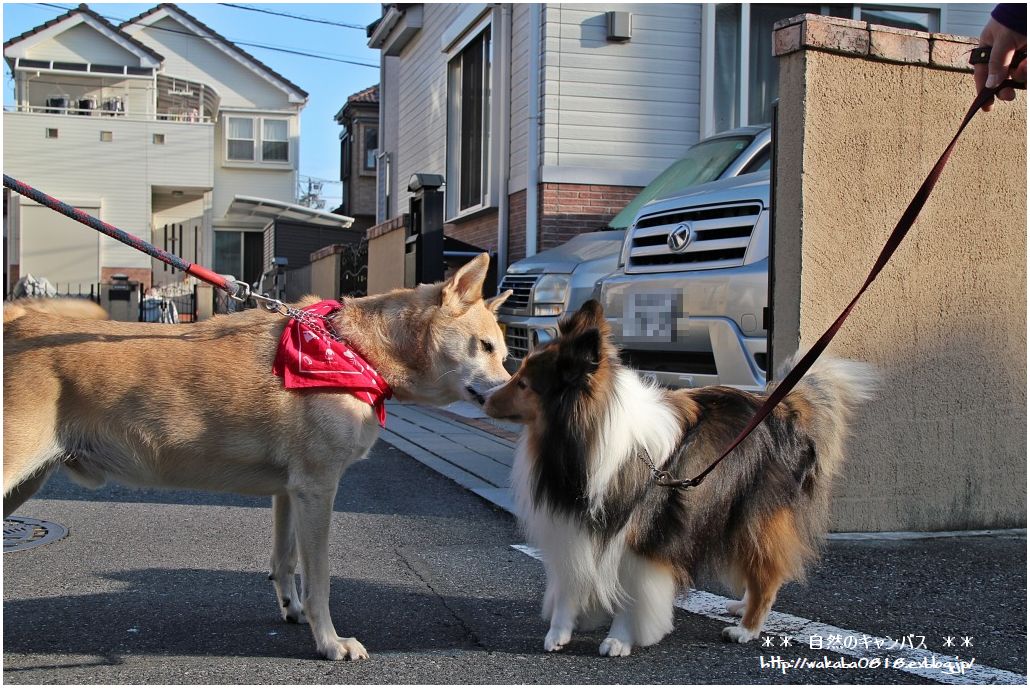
775,355,877,481
4,297,109,323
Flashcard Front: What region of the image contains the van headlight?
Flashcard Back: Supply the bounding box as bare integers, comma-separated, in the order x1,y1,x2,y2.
533,274,570,316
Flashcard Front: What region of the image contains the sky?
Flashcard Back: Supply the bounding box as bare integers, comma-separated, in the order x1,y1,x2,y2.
2,2,384,208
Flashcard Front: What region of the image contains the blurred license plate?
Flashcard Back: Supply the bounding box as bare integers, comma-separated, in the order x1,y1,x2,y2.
625,292,676,343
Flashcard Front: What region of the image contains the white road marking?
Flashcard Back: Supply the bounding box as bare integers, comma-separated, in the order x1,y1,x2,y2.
511,544,1026,685
827,528,1026,541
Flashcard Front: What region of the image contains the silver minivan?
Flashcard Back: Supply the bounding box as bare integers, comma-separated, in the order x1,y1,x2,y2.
598,170,771,391
497,126,771,365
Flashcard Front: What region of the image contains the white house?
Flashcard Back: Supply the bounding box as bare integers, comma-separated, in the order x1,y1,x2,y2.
366,3,992,267
3,3,308,292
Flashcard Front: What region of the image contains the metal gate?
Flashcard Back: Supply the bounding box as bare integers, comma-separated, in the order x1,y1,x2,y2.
339,238,368,298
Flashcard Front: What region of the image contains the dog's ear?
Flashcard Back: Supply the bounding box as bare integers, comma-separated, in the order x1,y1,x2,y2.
485,289,513,314
559,326,601,384
441,253,490,314
558,299,606,336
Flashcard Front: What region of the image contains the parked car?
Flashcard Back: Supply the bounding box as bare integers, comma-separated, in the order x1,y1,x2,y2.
497,126,770,365
597,169,771,391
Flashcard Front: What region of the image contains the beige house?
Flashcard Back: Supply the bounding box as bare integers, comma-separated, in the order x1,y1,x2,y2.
366,3,991,276
3,3,307,292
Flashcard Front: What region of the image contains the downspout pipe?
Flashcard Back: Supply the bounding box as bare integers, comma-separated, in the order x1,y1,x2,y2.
525,2,541,257
496,4,512,284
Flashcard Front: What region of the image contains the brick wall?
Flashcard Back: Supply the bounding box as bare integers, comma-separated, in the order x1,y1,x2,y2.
102,266,150,290
445,209,499,252
539,183,641,251
507,189,527,264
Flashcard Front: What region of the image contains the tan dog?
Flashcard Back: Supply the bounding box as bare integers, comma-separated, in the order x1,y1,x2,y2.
3,253,511,661
3,296,108,323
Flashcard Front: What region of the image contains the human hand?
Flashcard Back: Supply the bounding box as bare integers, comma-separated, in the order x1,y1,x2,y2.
974,17,1027,111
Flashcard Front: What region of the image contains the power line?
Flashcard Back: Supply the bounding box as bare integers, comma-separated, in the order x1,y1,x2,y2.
218,3,366,30
32,3,377,68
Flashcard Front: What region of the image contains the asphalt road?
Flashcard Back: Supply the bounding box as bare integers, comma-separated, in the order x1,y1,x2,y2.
4,441,1026,684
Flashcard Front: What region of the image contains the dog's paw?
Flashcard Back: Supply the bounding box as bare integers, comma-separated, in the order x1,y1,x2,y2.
278,596,308,624
544,627,572,652
319,636,369,661
599,637,633,657
726,599,746,617
721,625,760,644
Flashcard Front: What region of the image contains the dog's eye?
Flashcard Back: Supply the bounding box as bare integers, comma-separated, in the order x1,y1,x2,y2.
480,339,494,354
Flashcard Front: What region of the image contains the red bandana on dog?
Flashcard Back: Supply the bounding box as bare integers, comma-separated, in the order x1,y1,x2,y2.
272,300,392,427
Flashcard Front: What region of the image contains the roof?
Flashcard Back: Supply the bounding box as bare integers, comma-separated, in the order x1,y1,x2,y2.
334,84,379,122
119,3,308,101
226,196,354,229
3,3,165,64
348,84,379,105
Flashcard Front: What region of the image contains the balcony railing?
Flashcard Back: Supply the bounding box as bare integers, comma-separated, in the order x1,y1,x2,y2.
4,103,214,124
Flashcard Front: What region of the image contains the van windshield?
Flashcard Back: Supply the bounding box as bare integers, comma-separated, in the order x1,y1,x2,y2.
608,135,754,229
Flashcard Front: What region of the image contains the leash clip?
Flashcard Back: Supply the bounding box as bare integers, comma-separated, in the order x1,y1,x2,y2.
227,279,252,303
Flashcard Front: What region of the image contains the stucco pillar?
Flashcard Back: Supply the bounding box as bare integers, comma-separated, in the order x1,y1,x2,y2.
771,14,1026,531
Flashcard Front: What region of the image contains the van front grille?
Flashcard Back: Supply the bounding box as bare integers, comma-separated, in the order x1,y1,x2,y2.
626,202,761,273
497,275,539,315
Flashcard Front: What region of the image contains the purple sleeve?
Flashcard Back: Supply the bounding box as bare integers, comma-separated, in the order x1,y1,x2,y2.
991,4,1027,35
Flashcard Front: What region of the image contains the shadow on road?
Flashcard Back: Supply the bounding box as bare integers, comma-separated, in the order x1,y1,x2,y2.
2,566,535,661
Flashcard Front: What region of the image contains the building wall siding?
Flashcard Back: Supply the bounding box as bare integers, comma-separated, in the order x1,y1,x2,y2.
940,4,992,39
541,4,702,187
3,112,214,272
508,3,531,194
130,16,294,110
24,22,141,65
392,4,467,221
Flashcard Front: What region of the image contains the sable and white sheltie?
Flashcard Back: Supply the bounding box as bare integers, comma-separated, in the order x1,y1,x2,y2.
484,300,875,657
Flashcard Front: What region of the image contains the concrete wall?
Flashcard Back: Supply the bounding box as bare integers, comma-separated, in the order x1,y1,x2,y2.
310,250,340,301
366,216,407,295
772,15,1026,531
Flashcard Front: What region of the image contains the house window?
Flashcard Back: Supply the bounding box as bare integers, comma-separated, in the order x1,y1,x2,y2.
45,128,58,139
100,131,113,142
153,133,166,145
262,119,289,162
446,24,492,217
226,116,290,163
213,230,265,286
854,5,938,32
363,126,378,171
706,4,938,135
227,117,255,161
341,131,351,181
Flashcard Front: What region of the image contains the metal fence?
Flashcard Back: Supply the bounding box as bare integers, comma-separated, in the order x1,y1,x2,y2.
6,280,101,303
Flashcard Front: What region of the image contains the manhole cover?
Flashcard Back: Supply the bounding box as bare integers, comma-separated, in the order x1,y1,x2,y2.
4,516,68,553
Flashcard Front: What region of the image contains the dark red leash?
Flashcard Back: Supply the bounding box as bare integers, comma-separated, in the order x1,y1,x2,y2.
652,79,1026,490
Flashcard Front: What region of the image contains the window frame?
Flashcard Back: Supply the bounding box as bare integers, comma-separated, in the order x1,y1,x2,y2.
224,114,292,165
226,116,256,162
444,14,495,221
261,117,290,163
362,124,378,174
700,3,940,137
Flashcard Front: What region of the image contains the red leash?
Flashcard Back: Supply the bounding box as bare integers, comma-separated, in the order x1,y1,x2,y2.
652,79,1026,490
